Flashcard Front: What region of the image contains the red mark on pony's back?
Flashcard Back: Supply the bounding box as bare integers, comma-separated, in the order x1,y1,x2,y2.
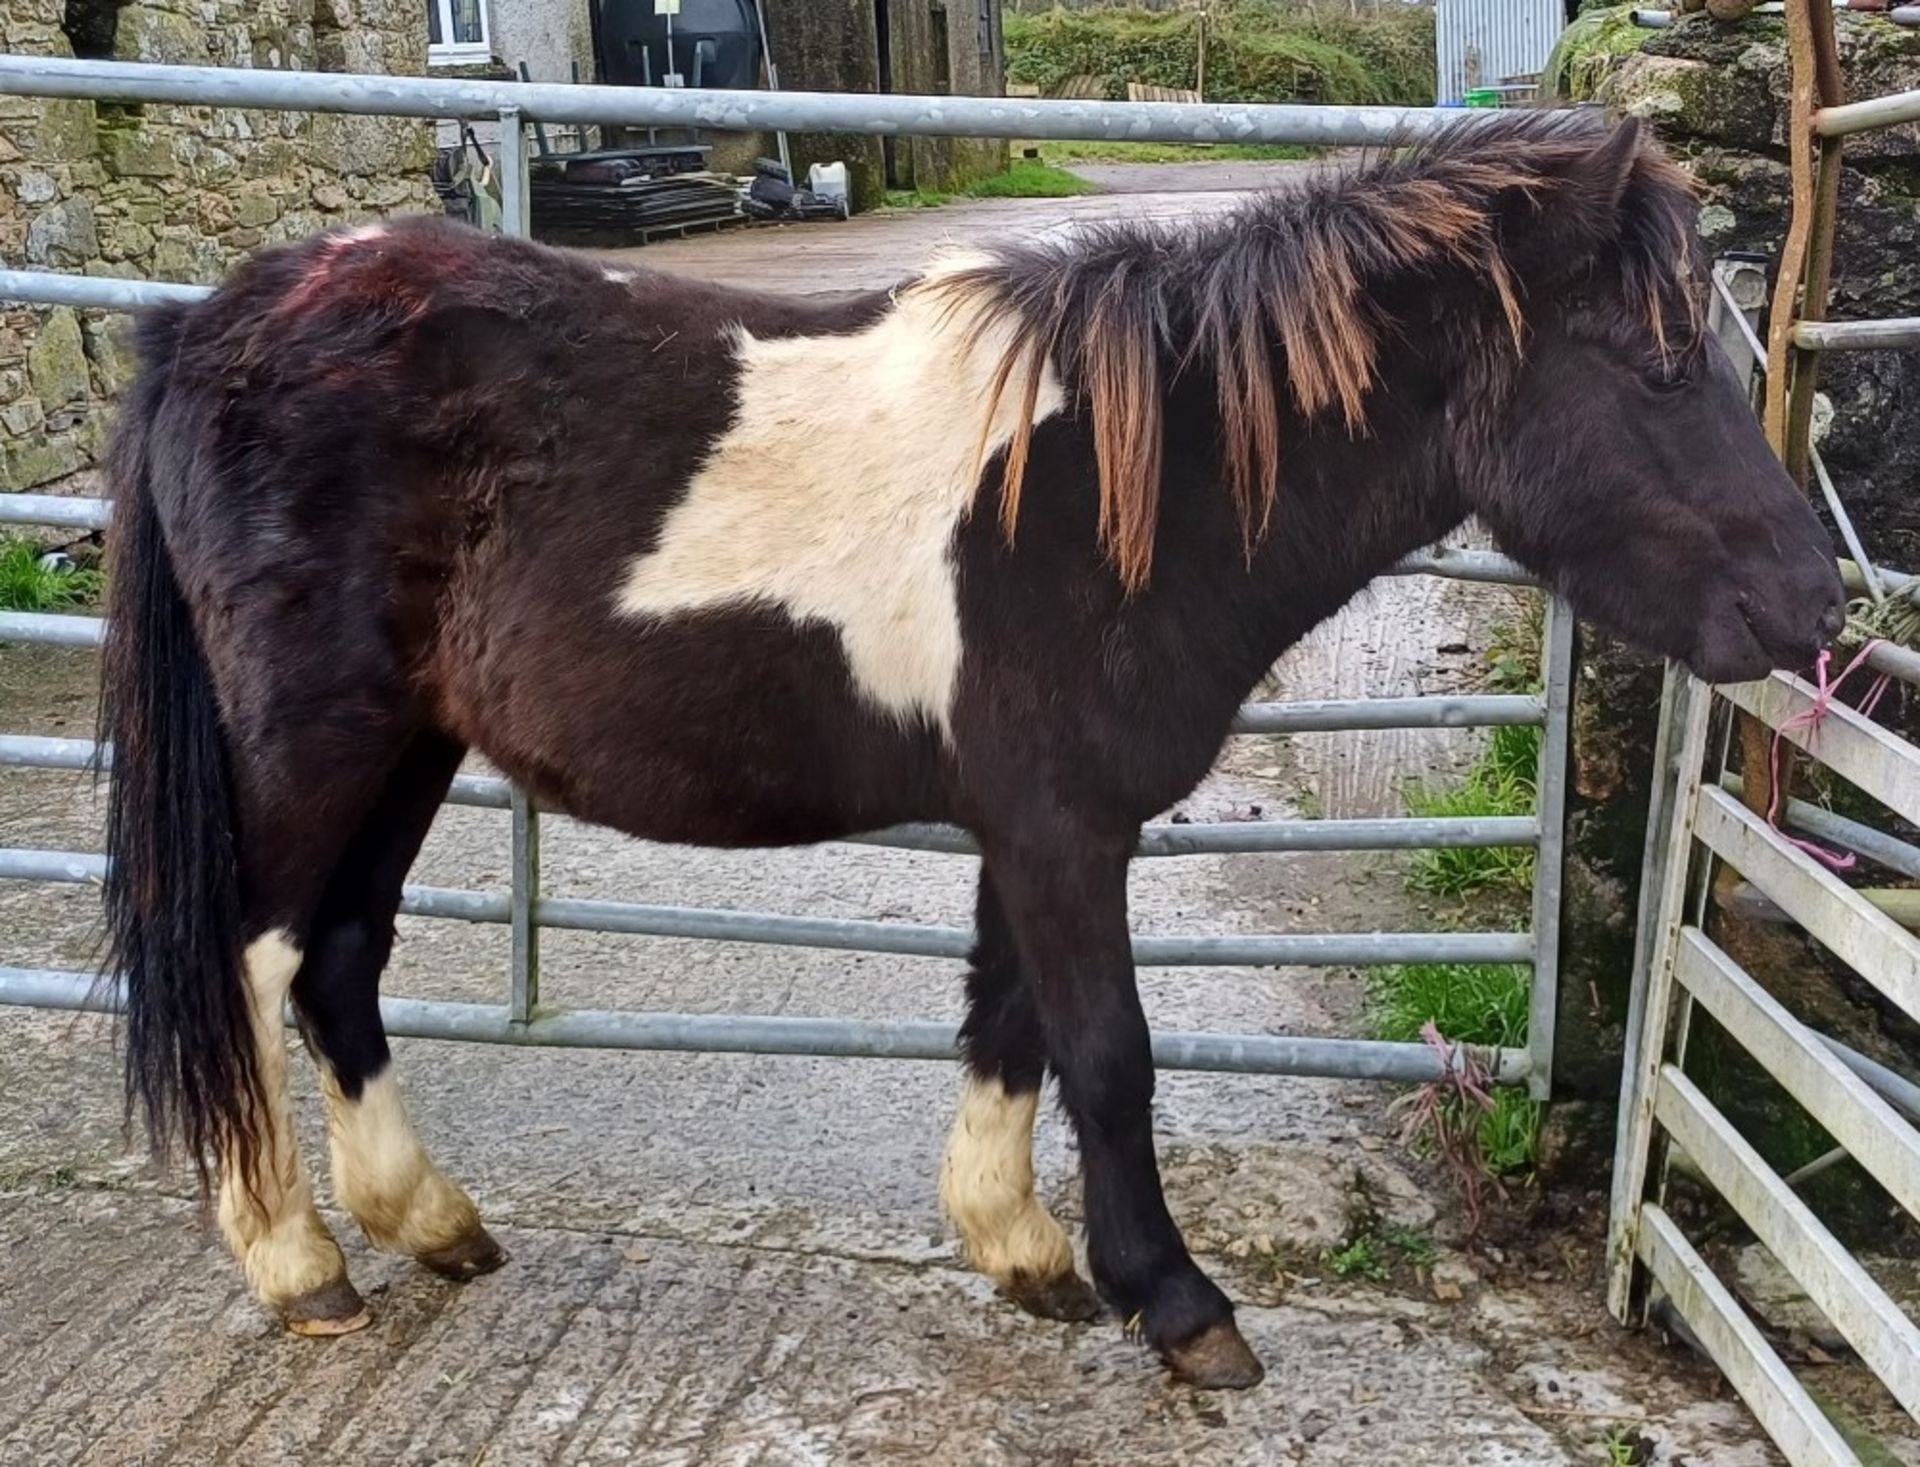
277,224,436,324
278,226,384,315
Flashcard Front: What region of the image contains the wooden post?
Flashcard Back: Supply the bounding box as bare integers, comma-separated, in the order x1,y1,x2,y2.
1195,5,1209,102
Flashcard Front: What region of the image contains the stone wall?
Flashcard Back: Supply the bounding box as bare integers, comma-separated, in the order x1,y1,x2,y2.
1542,9,1920,1188
0,0,438,493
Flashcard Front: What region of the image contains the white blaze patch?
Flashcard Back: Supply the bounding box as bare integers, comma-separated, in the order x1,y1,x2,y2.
939,1074,1075,1287
217,931,351,1307
616,259,1064,730
320,1068,481,1256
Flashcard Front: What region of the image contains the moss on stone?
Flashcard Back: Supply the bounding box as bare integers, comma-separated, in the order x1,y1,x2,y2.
25,308,87,413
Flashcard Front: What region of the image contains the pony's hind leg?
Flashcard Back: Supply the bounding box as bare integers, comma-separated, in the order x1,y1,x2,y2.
939,870,1098,1323
292,731,505,1282
217,928,366,1335
218,744,416,1335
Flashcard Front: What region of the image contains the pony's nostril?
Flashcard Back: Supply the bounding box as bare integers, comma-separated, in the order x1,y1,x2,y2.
1817,599,1847,641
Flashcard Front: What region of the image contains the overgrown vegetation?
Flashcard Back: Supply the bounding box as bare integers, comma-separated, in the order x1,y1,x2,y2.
0,536,102,612
883,158,1097,209
1539,4,1650,103
1005,1,1436,108
1370,958,1541,1176
1370,600,1548,1181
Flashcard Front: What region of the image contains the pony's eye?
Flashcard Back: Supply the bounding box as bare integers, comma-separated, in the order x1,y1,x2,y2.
1647,364,1694,395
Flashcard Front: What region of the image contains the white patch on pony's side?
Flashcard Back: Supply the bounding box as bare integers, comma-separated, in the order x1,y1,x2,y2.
939,1074,1075,1288
616,253,1065,731
319,1067,482,1257
217,931,352,1308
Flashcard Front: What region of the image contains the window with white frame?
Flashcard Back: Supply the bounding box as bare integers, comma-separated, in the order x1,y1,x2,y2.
428,0,491,65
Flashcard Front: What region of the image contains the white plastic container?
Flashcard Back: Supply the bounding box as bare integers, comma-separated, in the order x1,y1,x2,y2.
807,161,849,209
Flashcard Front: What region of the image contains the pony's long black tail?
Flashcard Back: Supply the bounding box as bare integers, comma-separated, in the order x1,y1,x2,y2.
100,307,262,1195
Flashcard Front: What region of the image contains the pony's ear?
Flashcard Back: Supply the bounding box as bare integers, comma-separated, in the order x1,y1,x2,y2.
1497,116,1643,278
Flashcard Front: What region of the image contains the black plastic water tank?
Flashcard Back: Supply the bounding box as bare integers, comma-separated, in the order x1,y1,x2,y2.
596,0,762,90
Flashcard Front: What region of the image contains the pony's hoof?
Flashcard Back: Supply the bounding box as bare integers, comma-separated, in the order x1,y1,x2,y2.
419,1224,509,1281
1164,1320,1265,1391
1007,1269,1102,1323
282,1276,372,1337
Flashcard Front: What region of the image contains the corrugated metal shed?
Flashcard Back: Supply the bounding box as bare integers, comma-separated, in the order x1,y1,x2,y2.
1435,0,1564,105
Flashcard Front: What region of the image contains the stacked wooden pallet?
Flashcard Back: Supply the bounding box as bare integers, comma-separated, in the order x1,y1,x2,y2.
530,147,742,241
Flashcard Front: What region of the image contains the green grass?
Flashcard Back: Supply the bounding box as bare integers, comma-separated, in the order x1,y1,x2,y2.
1477,1090,1542,1175
1369,955,1541,1180
1025,139,1311,166
1370,960,1531,1055
0,536,102,612
965,160,1098,199
1379,1224,1436,1270
1325,1225,1437,1284
1601,1425,1647,1467
1370,602,1551,1180
1326,1234,1388,1282
884,159,1097,211
1402,608,1545,898
1403,732,1539,898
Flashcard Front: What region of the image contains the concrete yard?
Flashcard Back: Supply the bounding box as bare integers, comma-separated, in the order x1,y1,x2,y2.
0,166,1871,1465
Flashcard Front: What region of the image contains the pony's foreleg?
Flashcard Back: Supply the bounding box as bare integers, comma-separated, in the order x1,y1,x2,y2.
939,869,1098,1322
981,825,1264,1391
217,931,367,1335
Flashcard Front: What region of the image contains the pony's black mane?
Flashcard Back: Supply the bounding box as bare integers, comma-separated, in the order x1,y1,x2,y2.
925,109,1703,588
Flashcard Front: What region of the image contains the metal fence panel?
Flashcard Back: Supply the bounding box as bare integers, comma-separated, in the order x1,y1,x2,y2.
0,53,1491,145
1722,675,1920,829
1692,786,1920,1018
1636,1205,1863,1467
0,56,1571,1090
1675,929,1920,1222
1655,1066,1920,1417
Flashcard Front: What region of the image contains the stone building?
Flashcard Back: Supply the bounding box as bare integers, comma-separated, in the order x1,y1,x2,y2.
0,0,1007,494
0,0,438,492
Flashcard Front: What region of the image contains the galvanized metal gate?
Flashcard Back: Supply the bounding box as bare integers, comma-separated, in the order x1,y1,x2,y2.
1607,5,1920,1459
0,56,1568,1093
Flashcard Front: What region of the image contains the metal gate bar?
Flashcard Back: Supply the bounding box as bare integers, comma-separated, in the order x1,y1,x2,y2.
0,967,1529,1081
0,734,1539,857
0,53,1500,147
0,56,1572,1088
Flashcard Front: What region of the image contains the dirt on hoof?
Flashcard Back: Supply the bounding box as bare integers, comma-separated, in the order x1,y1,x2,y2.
418,1224,510,1280
282,1275,372,1337
1006,1268,1101,1322
1164,1318,1265,1391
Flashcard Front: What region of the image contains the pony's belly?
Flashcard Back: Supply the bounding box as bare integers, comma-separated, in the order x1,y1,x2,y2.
539,767,894,852
438,601,948,856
